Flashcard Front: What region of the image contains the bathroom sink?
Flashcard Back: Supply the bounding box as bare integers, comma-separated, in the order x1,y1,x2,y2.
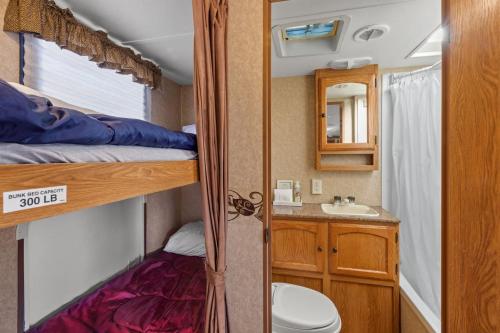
320,203,380,217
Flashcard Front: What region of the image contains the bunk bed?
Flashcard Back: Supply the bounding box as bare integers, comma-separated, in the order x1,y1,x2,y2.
0,80,199,228
27,250,206,333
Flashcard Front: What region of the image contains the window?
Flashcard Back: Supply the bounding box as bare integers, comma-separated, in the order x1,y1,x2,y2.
22,35,147,120
272,16,349,57
283,21,339,41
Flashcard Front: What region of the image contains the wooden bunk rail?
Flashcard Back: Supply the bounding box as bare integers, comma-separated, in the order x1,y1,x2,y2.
0,160,199,228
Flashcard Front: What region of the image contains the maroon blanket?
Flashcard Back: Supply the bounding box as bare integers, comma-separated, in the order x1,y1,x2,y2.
27,252,206,333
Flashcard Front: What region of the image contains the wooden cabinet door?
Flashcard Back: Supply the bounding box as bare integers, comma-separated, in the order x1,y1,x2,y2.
329,277,397,333
272,220,327,272
329,223,397,280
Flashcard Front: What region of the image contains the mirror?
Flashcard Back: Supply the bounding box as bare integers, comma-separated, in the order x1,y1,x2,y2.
315,65,378,170
326,83,368,144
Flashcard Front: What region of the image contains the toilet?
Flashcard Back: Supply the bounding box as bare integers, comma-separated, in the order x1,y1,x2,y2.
272,283,341,333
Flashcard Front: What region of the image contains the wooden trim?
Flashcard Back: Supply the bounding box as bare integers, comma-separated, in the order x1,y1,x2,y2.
272,268,323,280
442,0,499,331
0,160,198,228
400,290,434,333
319,149,376,155
317,158,377,172
272,215,399,227
330,273,396,287
263,0,272,332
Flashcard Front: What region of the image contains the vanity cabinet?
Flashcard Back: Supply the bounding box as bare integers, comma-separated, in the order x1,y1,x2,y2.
272,218,400,333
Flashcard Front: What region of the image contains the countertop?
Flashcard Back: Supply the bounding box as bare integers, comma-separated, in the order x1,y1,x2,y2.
272,203,400,224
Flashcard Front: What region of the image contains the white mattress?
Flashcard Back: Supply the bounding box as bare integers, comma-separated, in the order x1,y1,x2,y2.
0,143,197,164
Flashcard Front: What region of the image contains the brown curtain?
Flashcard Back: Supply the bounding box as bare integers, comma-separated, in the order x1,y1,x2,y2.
3,0,161,88
192,0,229,332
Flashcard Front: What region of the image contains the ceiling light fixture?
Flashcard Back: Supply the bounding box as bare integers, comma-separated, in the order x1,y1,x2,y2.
328,57,373,70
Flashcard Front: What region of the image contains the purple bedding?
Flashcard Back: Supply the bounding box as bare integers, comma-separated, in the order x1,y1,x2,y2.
0,80,197,151
27,252,206,333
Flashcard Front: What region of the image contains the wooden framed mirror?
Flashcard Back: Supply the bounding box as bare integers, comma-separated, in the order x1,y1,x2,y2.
315,65,379,171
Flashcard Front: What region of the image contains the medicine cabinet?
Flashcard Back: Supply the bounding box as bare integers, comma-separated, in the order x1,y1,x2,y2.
315,65,379,171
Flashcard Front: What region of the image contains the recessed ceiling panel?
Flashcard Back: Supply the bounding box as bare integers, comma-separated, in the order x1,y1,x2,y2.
272,0,440,78
272,0,418,20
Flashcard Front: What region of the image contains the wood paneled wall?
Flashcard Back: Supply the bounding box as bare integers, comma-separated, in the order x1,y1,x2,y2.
442,0,499,332
0,0,20,330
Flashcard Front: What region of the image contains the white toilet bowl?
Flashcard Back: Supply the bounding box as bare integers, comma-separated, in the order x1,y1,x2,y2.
272,283,341,333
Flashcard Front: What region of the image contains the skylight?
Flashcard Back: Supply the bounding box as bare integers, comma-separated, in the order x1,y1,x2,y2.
272,16,349,57
283,21,339,41
408,26,445,58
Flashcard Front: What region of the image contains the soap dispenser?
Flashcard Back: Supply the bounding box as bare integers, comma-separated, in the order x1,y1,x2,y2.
294,181,302,203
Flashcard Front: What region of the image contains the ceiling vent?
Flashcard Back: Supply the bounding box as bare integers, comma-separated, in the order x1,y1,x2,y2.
353,25,390,42
272,16,350,57
328,57,373,70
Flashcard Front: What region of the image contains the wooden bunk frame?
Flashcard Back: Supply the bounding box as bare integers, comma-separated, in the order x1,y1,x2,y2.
0,160,198,229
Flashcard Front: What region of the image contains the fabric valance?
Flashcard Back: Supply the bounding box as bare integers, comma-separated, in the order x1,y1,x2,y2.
3,0,162,88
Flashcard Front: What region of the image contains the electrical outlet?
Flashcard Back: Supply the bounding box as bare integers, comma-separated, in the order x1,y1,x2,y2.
311,179,322,195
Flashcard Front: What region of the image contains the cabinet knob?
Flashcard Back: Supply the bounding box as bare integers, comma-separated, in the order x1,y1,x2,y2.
332,247,338,254
317,246,323,252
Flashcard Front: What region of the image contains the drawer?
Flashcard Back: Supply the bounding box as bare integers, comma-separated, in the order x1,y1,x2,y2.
272,220,327,273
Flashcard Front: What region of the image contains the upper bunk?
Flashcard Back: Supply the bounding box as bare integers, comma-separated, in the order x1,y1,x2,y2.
0,1,201,228
0,51,199,228
0,160,198,228
0,82,199,228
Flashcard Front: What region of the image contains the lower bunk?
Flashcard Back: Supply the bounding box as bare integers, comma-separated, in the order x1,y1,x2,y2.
27,251,206,333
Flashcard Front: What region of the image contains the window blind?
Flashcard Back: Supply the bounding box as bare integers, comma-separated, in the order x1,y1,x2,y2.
23,35,147,120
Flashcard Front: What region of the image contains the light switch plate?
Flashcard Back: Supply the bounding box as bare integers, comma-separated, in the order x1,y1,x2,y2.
311,179,322,195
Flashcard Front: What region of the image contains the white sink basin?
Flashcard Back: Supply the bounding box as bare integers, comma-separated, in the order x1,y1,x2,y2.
321,203,380,217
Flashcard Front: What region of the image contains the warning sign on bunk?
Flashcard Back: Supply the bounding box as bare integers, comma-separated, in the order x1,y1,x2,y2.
3,185,67,213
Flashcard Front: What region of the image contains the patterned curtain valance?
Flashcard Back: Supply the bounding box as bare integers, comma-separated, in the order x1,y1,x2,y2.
3,0,162,89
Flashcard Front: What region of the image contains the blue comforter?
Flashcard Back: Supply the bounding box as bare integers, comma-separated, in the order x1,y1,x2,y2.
0,80,197,151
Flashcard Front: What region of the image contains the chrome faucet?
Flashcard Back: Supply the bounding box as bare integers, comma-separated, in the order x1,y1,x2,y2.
332,196,342,205
332,195,355,205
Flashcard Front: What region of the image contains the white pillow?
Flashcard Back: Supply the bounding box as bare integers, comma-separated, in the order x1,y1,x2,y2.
163,221,206,257
8,82,99,115
182,124,197,135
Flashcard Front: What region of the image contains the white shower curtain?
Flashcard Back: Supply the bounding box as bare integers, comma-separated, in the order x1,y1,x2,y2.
382,68,441,319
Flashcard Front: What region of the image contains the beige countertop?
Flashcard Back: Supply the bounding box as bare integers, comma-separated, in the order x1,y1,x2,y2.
272,203,400,224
